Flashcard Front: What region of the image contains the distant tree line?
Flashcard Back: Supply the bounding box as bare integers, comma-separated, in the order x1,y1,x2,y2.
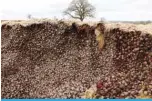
112,20,152,25
132,21,152,24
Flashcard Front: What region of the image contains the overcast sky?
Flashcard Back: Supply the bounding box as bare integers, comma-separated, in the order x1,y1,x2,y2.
1,0,152,21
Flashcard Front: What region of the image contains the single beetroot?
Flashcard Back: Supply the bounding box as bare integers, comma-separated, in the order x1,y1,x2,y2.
96,81,103,89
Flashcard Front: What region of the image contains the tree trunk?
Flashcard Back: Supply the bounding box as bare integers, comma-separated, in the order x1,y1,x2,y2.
80,18,84,22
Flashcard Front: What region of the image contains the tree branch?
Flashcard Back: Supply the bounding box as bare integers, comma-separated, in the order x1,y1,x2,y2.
64,11,80,19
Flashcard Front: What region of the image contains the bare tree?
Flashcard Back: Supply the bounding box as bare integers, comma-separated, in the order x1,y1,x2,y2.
27,14,32,19
100,17,106,22
63,0,95,21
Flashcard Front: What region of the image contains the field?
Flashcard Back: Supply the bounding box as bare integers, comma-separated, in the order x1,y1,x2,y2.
1,19,152,98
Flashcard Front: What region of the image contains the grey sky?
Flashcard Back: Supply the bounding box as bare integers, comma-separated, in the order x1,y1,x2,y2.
1,0,152,21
